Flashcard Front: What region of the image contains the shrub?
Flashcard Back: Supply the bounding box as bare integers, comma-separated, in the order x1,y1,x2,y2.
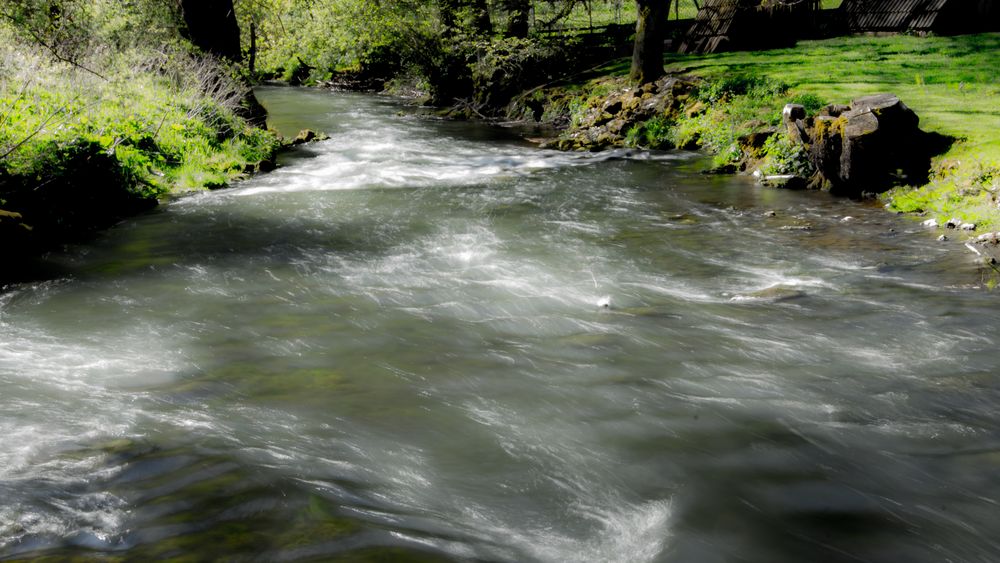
760,134,814,177
624,116,675,149
471,36,577,111
696,73,787,104
787,92,827,113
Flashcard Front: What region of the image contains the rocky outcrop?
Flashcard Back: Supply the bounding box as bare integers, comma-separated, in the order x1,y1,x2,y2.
754,94,951,196
530,76,696,151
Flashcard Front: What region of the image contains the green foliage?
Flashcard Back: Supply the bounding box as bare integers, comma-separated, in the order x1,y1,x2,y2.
279,55,311,84
0,22,279,199
624,115,674,150
759,134,814,177
0,0,97,64
671,90,785,163
695,73,787,104
470,35,579,109
238,0,437,82
787,92,826,113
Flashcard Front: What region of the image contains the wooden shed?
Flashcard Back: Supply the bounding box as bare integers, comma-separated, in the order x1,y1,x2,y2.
840,0,999,34
678,0,998,54
678,0,821,54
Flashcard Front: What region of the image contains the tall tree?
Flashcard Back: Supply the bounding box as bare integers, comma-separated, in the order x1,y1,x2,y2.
630,0,666,84
176,0,266,126
176,0,242,63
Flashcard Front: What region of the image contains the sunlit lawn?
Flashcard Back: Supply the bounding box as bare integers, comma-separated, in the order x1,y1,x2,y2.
660,33,1000,163
651,33,1000,226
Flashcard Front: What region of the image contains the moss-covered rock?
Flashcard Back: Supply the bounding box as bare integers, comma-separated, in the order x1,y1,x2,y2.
743,94,953,197
521,75,696,151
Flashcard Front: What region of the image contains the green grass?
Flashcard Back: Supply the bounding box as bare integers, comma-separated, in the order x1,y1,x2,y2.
661,34,1000,152
0,35,280,199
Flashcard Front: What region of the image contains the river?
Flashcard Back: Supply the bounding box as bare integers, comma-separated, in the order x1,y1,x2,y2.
2,86,999,562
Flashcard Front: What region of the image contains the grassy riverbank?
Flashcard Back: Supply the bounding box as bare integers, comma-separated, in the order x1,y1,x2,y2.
516,33,1000,230
661,33,1000,228
0,25,280,262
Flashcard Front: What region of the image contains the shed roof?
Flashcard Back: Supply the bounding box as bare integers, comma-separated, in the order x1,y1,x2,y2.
678,0,813,54
841,0,950,32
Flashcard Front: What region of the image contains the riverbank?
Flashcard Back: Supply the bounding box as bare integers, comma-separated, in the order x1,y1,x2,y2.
0,31,281,280
498,33,1000,234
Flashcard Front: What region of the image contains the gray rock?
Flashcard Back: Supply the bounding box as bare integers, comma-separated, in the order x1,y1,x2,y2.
975,232,1000,244
782,104,807,124
731,285,807,303
819,104,851,118
761,175,807,190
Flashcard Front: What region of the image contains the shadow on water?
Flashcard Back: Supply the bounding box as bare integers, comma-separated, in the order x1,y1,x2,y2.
4,439,456,562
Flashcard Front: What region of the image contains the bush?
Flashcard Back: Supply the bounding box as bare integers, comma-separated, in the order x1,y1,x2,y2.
470,36,578,111
760,134,814,177
787,92,827,113
696,73,787,104
625,116,675,149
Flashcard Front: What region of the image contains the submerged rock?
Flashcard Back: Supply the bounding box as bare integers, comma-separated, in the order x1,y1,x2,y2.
290,129,330,145
731,285,807,303
759,174,807,190
975,232,1000,244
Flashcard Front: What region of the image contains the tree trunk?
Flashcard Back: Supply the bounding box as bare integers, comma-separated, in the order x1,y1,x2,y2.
176,0,267,127
176,0,242,63
505,0,531,38
249,22,257,77
629,0,666,84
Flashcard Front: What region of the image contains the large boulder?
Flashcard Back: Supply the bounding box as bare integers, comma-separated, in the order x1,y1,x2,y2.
839,94,919,187
803,94,946,196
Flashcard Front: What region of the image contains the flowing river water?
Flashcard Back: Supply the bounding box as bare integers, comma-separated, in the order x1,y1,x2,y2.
2,86,1000,562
